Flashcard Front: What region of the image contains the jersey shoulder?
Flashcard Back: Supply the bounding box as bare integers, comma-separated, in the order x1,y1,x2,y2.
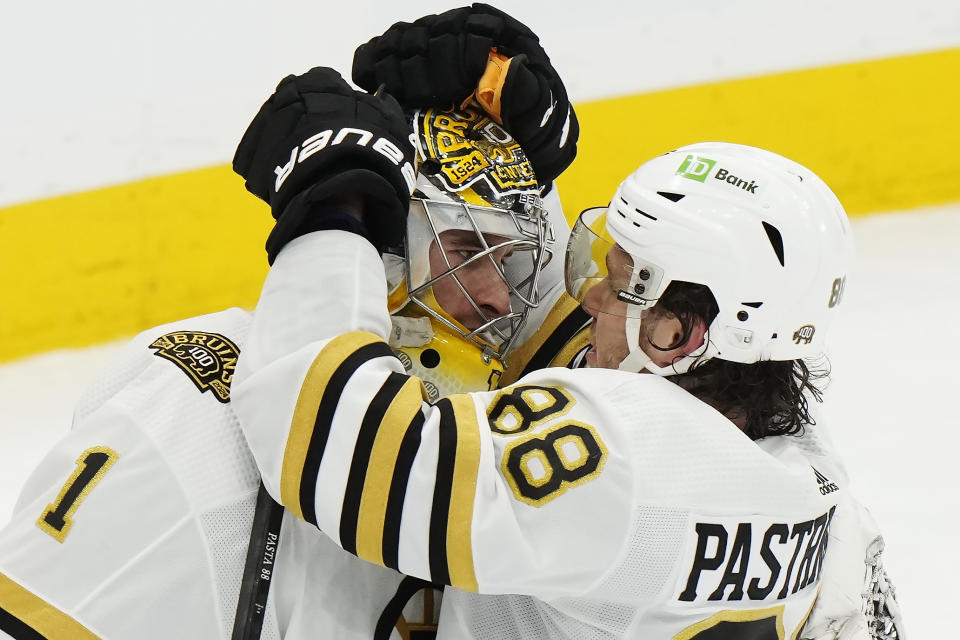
75,307,252,419
1,308,260,639
500,367,839,511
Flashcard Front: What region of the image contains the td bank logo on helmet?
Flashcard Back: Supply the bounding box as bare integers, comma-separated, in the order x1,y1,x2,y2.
676,154,759,193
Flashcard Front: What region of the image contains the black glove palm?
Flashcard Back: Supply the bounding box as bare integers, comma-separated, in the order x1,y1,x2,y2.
233,67,415,262
352,3,578,185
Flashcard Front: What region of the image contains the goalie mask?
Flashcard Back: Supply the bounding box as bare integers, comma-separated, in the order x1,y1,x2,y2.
384,105,555,399
565,141,854,375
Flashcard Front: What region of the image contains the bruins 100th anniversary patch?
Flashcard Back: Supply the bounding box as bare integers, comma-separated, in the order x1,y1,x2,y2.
149,331,240,402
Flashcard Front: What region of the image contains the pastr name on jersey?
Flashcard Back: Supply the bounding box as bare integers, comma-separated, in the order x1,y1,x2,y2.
677,506,836,603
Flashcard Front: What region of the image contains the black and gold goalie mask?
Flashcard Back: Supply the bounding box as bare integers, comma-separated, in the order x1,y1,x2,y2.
383,106,555,398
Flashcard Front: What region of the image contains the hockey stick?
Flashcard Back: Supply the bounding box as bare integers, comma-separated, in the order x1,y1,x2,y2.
231,482,285,640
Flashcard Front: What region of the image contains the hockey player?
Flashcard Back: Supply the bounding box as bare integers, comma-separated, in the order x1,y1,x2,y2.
352,10,906,634
0,109,567,640
376,103,570,400
0,8,584,638
229,66,905,639
351,2,592,388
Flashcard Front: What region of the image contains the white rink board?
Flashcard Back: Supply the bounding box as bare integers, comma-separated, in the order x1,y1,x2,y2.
2,0,960,207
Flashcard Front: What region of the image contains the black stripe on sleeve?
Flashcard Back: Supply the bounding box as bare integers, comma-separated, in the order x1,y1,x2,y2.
300,341,394,527
427,398,458,585
0,607,45,640
340,372,410,555
381,410,426,571
517,305,590,378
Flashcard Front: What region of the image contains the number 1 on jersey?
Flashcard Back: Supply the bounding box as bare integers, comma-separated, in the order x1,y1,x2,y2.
37,446,119,542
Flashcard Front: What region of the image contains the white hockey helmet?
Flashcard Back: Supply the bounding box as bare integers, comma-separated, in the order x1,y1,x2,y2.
566,141,854,373
383,105,555,397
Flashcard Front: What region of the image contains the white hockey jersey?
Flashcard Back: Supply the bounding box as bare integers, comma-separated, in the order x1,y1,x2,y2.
233,232,851,639
0,309,415,639
0,222,579,640
0,183,577,640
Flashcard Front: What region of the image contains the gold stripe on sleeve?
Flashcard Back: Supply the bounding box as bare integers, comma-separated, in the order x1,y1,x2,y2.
548,327,591,368
789,586,820,640
446,394,482,592
355,377,429,565
0,572,100,639
501,294,585,386
280,331,384,520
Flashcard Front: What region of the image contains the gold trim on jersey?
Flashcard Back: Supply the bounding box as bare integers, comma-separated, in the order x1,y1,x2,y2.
355,376,430,566
500,293,589,386
281,331,383,521
789,586,820,640
278,330,481,591
547,327,591,368
0,572,100,639
444,393,481,592
673,604,786,640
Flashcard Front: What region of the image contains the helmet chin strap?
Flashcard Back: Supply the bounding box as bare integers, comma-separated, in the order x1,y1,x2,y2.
617,314,651,372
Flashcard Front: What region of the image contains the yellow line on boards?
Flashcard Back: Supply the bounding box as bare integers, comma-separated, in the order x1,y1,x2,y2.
2,48,958,362
557,47,960,219
0,166,271,363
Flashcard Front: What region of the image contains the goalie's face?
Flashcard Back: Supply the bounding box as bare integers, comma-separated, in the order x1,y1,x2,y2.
404,197,552,359
402,104,555,360
428,230,514,331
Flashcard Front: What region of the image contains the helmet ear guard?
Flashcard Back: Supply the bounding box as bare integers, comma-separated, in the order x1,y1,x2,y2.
566,142,854,373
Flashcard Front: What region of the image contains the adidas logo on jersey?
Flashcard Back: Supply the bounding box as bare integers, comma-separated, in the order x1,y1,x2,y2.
812,467,839,495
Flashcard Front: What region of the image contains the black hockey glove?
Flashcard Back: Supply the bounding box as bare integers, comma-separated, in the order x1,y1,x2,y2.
233,66,415,263
351,3,578,184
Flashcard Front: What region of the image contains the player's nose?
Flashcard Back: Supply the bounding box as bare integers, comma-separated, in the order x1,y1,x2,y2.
470,260,512,318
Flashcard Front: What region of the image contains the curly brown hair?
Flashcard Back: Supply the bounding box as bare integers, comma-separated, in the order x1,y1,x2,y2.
653,281,829,440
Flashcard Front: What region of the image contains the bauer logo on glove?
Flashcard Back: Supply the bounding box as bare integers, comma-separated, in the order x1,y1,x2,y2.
274,127,415,195
232,66,417,261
